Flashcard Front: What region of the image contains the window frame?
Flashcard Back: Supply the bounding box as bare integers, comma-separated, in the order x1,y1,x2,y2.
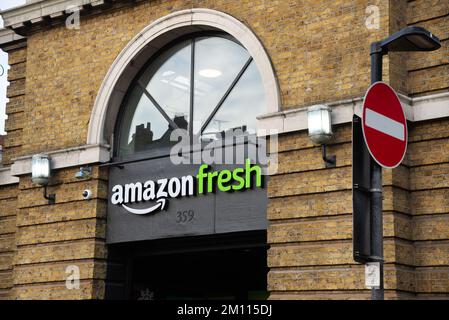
113,31,259,163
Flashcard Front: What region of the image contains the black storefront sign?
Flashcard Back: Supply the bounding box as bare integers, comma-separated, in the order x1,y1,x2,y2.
106,143,268,244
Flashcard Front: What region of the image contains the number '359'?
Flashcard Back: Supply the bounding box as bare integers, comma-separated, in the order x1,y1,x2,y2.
176,210,194,223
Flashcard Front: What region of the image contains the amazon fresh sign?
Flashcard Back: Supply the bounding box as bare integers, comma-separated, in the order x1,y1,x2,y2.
111,159,262,215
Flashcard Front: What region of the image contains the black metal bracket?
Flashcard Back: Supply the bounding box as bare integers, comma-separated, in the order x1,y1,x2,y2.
322,144,336,168
370,41,384,55
353,183,371,193
367,255,384,263
43,185,56,205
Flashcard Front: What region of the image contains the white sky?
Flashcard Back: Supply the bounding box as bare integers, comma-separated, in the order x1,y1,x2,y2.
0,0,26,134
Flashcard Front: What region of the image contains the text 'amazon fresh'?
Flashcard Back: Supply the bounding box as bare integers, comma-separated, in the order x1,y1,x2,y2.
110,159,263,214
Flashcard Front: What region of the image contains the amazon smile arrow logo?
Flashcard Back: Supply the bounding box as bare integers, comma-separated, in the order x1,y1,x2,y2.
122,198,167,215
110,159,263,215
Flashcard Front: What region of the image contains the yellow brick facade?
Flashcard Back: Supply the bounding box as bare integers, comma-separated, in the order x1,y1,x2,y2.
0,0,448,299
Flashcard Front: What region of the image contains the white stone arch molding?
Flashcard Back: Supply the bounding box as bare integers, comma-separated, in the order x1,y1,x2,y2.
87,8,281,147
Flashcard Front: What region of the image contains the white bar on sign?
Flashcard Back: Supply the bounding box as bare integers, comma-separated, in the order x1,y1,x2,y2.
365,108,405,141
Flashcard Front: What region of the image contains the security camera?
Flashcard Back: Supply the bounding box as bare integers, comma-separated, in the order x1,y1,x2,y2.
75,166,92,180
82,189,93,200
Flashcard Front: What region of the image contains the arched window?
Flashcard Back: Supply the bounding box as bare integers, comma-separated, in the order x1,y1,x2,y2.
116,33,267,157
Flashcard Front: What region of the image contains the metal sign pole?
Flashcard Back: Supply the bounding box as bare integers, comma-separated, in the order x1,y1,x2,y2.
356,26,440,301
369,42,384,300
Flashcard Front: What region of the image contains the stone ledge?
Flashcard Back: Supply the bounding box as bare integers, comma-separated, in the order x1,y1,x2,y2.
0,168,19,186
257,91,449,136
0,29,25,47
0,0,117,36
2,89,448,184
9,144,110,178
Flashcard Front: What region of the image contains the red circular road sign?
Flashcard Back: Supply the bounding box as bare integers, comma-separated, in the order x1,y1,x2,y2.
362,82,408,169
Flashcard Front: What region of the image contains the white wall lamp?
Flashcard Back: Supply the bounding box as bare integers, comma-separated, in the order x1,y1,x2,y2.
75,166,92,180
31,154,56,204
307,105,336,168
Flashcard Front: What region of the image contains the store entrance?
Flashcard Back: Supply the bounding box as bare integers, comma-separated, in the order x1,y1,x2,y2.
131,245,267,300
106,231,268,300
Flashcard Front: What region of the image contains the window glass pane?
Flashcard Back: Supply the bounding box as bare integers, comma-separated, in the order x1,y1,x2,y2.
201,61,266,142
118,86,173,156
117,34,267,157
140,40,191,133
193,37,250,134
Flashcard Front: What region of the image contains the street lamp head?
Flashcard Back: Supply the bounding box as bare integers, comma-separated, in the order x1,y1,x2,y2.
307,105,334,145
31,153,56,204
377,26,441,54
31,154,51,186
307,105,337,167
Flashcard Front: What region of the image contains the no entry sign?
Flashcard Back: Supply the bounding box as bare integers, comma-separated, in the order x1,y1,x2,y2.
362,82,407,169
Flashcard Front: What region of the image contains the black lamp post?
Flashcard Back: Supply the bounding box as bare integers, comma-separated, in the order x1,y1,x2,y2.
353,26,440,300
370,26,441,83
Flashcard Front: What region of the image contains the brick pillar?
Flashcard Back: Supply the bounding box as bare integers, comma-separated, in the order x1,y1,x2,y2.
267,125,372,299
12,166,108,299
0,41,27,300
0,184,18,299
267,121,416,299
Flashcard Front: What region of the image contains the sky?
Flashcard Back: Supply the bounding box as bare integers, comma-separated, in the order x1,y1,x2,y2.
0,0,26,134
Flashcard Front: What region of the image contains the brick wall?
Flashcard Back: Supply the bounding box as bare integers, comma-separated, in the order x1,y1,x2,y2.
0,184,18,299
0,136,3,166
267,0,449,300
18,0,391,156
267,119,449,299
407,119,449,298
12,166,108,299
0,0,448,300
2,46,26,165
0,42,26,299
267,124,416,299
407,0,449,96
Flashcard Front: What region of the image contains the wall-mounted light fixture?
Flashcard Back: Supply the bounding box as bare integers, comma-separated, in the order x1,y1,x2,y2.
31,154,55,204
307,105,336,168
75,166,92,180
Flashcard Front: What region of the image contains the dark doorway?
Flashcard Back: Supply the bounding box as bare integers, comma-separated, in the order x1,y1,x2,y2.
131,246,267,300
105,231,268,300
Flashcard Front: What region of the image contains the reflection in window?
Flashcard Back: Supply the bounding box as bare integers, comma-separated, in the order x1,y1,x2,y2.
141,41,191,126
117,34,266,157
201,61,266,142
193,37,250,135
